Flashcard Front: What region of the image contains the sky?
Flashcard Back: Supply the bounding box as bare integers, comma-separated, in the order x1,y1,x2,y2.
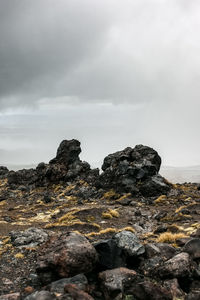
0,0,200,169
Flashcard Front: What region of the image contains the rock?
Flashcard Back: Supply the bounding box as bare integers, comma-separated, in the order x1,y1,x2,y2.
0,293,20,300
24,291,56,300
95,231,144,271
94,239,124,270
158,252,192,278
64,284,94,300
47,274,88,293
139,175,170,197
145,243,161,259
113,230,145,256
10,228,48,248
49,139,81,165
99,267,137,300
183,238,200,259
185,291,200,300
98,144,170,196
139,256,164,277
157,243,177,260
37,232,98,284
124,280,172,300
7,168,37,186
163,278,185,299
0,166,9,178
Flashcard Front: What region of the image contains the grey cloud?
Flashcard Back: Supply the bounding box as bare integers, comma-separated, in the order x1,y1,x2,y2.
0,0,200,108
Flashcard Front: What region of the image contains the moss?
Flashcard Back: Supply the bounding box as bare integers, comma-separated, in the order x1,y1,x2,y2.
15,253,24,259
154,195,167,204
102,212,112,219
156,232,187,243
109,209,120,218
102,189,120,200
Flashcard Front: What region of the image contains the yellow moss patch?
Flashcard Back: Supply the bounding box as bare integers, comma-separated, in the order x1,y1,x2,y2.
156,232,187,243
86,215,96,222
154,195,167,204
15,253,24,259
116,193,132,202
86,226,135,238
102,189,120,200
102,212,112,219
167,224,184,233
109,209,120,218
0,200,6,207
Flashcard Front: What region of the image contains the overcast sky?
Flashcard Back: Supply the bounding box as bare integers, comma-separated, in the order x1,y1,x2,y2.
0,0,200,169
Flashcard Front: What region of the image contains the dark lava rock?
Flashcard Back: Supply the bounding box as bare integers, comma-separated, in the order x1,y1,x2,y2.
98,144,170,196
158,252,192,279
157,243,177,260
64,284,94,300
24,291,56,300
163,279,185,299
145,243,161,259
50,139,81,165
0,166,9,178
36,232,98,284
47,274,88,293
95,231,145,270
7,168,37,186
10,228,48,248
124,279,172,300
139,174,170,197
99,267,137,300
113,230,145,256
183,238,200,259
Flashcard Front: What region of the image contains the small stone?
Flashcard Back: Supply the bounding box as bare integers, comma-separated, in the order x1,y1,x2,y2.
183,238,200,259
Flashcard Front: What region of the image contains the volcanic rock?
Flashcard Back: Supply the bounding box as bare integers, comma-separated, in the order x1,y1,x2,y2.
98,144,170,196
183,238,200,259
36,232,98,284
10,228,48,248
99,267,137,300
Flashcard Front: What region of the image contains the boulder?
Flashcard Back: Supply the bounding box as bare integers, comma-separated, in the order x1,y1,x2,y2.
98,144,170,196
64,284,94,300
124,279,172,300
94,231,145,270
36,232,98,284
0,293,20,300
163,279,185,299
158,252,192,279
183,238,200,259
99,267,137,300
0,166,9,178
113,230,145,256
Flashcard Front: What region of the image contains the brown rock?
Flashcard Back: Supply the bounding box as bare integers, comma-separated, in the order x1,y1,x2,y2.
64,284,94,300
99,267,137,300
163,278,185,299
158,252,191,278
0,293,20,300
37,232,98,284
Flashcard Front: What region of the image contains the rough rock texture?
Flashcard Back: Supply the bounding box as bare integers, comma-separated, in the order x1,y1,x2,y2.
99,267,137,300
7,139,99,187
183,238,200,259
124,279,172,300
24,291,56,300
36,232,98,284
64,284,94,300
113,230,145,256
0,166,9,179
98,144,171,196
158,252,192,278
10,228,48,248
95,231,145,270
46,274,88,293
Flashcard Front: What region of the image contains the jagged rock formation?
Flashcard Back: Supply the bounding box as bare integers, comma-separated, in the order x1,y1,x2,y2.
7,139,99,187
6,139,170,197
97,144,171,196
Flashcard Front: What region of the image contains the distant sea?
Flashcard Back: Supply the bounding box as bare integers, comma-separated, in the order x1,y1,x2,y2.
160,166,200,184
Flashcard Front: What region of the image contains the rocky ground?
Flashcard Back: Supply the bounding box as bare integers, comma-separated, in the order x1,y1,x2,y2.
0,140,199,300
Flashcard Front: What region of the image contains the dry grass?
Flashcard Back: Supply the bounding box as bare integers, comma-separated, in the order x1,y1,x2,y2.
15,253,24,259
109,209,120,218
86,226,135,238
154,195,167,204
102,212,112,219
156,232,187,243
102,189,120,200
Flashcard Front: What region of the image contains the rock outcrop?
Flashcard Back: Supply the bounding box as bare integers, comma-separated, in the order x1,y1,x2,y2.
97,144,171,196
